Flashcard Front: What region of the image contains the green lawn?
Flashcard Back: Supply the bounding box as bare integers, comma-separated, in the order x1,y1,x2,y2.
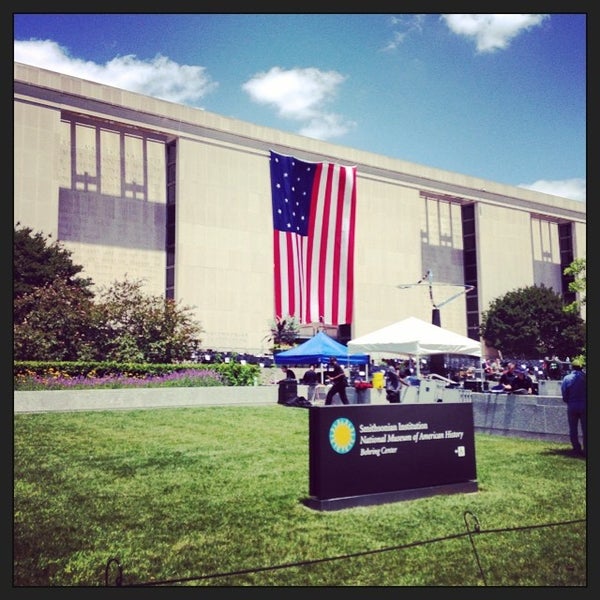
13,405,586,586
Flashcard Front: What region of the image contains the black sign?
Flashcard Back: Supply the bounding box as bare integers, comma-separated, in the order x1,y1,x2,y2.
308,403,477,502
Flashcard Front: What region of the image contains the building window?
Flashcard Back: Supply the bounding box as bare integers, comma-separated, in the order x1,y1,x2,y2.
165,141,177,300
461,204,480,340
558,222,576,306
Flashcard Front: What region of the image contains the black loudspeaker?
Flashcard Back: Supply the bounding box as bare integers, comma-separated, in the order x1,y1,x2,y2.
464,380,482,392
429,354,446,377
337,323,352,344
278,380,298,404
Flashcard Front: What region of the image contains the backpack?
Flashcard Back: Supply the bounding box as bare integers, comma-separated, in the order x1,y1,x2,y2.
283,396,312,408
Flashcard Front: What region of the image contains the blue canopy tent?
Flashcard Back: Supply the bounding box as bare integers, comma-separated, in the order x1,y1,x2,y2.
274,331,369,367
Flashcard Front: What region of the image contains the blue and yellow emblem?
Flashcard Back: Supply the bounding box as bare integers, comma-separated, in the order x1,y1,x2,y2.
329,417,356,454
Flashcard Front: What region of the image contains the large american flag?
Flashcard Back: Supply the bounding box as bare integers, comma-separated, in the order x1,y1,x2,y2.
269,150,357,326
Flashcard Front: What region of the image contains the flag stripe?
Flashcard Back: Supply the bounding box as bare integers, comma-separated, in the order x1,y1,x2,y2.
343,170,357,323
331,166,345,324
273,229,283,318
274,230,306,319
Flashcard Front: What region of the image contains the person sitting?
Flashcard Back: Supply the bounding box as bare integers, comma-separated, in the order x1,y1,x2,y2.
491,361,516,392
546,356,562,381
510,368,534,394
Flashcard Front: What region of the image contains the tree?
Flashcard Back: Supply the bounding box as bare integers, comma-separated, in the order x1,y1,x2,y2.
563,257,586,315
13,225,203,363
91,278,204,363
13,225,96,360
13,223,93,302
562,258,587,365
13,278,97,361
265,315,300,351
480,284,586,360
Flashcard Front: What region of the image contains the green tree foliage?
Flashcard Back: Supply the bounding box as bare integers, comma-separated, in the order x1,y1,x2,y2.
480,284,586,360
14,224,96,360
563,257,586,315
266,315,300,350
13,223,93,302
13,279,97,361
91,278,203,363
14,225,204,363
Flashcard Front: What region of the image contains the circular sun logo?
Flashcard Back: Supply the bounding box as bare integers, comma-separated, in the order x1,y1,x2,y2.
329,417,356,454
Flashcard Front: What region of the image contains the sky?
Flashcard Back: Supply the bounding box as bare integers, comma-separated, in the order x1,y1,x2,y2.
13,13,586,202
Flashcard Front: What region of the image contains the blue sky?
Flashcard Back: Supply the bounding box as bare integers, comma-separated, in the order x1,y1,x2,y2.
14,13,586,202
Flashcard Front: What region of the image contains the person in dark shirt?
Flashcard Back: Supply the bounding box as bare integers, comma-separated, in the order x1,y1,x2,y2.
547,356,562,380
491,361,516,392
301,364,320,403
324,357,349,405
278,366,296,382
510,368,534,394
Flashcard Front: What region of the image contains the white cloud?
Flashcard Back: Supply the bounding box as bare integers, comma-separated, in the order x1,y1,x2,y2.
299,113,356,140
14,39,217,105
242,66,355,140
382,14,426,51
441,14,550,53
519,178,586,202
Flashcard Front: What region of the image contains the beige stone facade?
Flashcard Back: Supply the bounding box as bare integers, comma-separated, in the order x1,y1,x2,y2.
14,62,586,355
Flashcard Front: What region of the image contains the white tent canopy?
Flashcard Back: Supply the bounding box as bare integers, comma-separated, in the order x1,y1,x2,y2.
347,316,481,376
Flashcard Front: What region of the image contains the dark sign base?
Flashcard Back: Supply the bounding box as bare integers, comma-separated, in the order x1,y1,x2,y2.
302,480,478,511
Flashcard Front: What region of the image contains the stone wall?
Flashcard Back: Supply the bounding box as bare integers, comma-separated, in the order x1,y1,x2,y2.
14,386,570,443
470,392,568,442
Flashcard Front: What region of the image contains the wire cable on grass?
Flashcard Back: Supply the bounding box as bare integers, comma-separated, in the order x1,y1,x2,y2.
464,510,487,586
105,514,585,587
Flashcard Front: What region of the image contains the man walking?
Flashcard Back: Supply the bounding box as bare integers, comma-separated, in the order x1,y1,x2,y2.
561,359,586,457
324,357,349,405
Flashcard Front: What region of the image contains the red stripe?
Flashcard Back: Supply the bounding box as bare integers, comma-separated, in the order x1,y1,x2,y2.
305,163,322,324
317,165,333,323
285,232,295,316
273,230,282,319
344,167,357,323
330,166,347,324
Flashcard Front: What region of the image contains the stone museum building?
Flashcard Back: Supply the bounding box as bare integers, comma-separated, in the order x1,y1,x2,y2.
14,62,586,356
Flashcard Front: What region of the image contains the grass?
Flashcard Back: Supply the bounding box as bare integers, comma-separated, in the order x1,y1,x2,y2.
13,405,586,587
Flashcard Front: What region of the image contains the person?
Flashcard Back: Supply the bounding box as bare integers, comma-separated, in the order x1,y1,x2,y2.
510,368,534,394
484,357,502,382
491,361,517,392
277,366,296,382
561,359,586,457
547,356,562,381
527,365,538,383
385,365,409,403
301,364,320,403
324,357,349,405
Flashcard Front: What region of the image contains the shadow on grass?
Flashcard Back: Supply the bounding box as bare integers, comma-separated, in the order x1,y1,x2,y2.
542,447,586,459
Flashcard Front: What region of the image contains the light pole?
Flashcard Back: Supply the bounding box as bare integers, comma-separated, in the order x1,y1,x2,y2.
397,270,474,375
